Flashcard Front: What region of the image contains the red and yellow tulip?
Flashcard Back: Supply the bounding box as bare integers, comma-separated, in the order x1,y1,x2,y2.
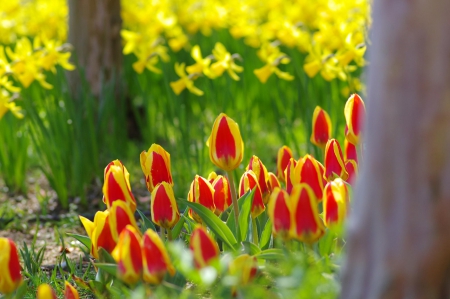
238,170,265,218
294,155,325,200
211,175,232,215
108,200,140,242
276,145,293,182
268,172,281,192
142,229,175,284
79,210,116,259
345,159,358,185
64,281,79,299
112,225,143,285
323,179,349,229
188,175,215,223
310,106,332,148
0,238,22,294
103,160,137,212
267,188,291,239
246,155,270,203
324,139,348,181
207,113,244,171
207,171,218,184
228,254,258,288
344,93,366,145
36,284,57,299
344,138,358,163
189,226,219,269
140,144,174,193
290,184,325,243
151,182,180,229
284,158,297,194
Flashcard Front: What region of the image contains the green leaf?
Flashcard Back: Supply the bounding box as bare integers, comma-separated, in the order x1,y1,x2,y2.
226,190,254,242
183,201,237,248
67,233,91,251
97,247,116,264
233,241,261,255
137,209,157,233
94,263,118,277
171,211,187,239
259,218,273,250
255,248,284,260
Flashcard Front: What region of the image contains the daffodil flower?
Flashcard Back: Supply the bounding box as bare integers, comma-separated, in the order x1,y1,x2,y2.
210,42,243,81
170,62,203,96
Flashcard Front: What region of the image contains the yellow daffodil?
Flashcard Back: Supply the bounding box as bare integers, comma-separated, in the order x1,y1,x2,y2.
170,62,203,96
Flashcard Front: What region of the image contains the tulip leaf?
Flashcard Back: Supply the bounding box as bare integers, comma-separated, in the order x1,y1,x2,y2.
233,241,261,255
94,263,118,277
66,233,91,251
137,209,157,233
184,201,237,248
255,248,284,260
259,218,273,250
226,190,254,242
172,213,186,239
97,247,116,264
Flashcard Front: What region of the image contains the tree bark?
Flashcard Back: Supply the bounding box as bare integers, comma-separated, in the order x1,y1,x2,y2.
341,0,450,299
341,0,450,298
68,0,122,96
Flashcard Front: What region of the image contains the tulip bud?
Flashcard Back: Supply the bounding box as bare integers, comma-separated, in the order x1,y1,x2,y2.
323,179,349,228
345,159,358,185
0,238,22,294
290,184,325,243
109,201,140,242
207,171,218,184
344,138,358,163
276,145,293,182
64,281,79,299
188,175,215,223
324,139,348,181
142,229,176,284
140,144,173,193
211,175,232,215
284,158,297,194
310,106,332,148
112,225,143,285
151,182,180,229
268,172,281,192
37,284,57,299
246,155,270,204
189,226,220,269
103,160,137,212
207,113,244,171
238,170,265,219
294,155,325,200
267,188,291,239
228,254,258,286
344,93,366,145
79,211,116,259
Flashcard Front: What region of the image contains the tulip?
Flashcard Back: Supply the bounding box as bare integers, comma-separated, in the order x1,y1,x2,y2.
276,145,293,182
246,155,270,204
238,170,265,219
188,175,215,223
207,113,244,171
103,160,137,212
64,281,79,299
324,139,348,181
108,201,140,242
112,225,143,285
267,188,291,239
323,179,349,228
290,184,325,243
294,155,325,200
142,229,176,284
79,211,116,259
268,172,281,192
344,138,358,163
344,93,366,145
345,159,358,185
207,171,218,184
0,238,22,294
36,284,57,299
189,226,219,269
151,182,180,229
211,175,232,215
284,158,297,194
140,144,173,193
310,106,332,148
228,254,258,287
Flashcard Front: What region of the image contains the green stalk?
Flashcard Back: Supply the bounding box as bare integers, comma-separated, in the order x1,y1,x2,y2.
251,218,259,246
160,227,166,241
226,170,240,239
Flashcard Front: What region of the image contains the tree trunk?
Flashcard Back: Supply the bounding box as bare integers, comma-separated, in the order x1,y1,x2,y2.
340,0,450,298
68,0,122,96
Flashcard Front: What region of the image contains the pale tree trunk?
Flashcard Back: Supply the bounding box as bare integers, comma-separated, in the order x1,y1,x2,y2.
341,0,450,298
68,0,122,96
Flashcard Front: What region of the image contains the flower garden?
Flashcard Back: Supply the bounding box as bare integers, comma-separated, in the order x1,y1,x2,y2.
0,0,369,298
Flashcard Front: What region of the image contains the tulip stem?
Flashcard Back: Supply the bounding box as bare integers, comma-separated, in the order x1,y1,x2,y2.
252,218,259,245
226,170,240,239
160,227,166,241
167,228,172,241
